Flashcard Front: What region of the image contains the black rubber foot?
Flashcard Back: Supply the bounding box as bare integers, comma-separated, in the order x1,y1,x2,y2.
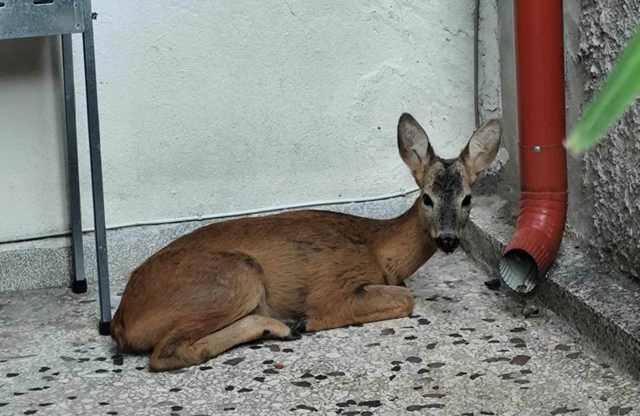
99,320,111,336
72,279,87,294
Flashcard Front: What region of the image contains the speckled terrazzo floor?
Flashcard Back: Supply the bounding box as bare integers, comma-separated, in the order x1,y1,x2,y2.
1,251,639,416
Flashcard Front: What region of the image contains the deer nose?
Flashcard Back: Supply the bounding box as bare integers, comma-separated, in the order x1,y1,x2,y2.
435,234,459,254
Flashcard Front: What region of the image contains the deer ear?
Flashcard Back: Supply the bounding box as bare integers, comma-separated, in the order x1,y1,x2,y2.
460,119,502,179
397,113,435,173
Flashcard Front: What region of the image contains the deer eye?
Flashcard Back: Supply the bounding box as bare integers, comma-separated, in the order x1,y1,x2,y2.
462,195,472,207
422,194,434,207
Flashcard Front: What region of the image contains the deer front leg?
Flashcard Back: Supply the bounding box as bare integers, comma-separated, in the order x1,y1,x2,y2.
305,285,414,332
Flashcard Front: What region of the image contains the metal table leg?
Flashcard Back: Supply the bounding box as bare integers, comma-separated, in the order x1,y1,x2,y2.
82,23,112,336
62,34,87,295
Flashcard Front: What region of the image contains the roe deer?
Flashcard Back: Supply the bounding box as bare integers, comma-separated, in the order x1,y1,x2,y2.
111,113,501,372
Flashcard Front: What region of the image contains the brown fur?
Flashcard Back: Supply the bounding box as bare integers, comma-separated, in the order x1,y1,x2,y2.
111,114,501,372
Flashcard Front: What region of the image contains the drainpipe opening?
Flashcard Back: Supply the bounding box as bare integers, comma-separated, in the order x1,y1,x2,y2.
500,249,539,293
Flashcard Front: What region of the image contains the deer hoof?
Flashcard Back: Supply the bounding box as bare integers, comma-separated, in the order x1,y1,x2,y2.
284,315,307,339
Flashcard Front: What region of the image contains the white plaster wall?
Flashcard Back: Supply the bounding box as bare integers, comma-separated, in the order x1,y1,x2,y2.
0,0,475,243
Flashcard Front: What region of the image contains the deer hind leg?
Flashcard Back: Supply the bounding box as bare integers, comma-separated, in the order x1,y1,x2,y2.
305,285,414,332
115,251,268,355
149,315,298,372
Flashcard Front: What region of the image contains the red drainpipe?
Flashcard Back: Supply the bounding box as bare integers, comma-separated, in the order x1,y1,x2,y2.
499,0,568,293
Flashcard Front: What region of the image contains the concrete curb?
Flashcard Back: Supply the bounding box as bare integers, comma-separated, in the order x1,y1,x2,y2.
462,195,640,380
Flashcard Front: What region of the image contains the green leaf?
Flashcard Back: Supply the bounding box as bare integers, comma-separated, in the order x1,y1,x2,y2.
565,25,640,154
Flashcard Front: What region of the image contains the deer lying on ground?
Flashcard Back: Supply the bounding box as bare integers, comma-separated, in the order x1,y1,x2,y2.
111,113,501,372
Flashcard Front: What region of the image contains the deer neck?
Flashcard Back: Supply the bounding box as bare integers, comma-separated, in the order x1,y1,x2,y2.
371,199,438,285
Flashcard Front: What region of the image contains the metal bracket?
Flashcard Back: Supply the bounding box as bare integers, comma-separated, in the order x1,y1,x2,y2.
0,0,85,40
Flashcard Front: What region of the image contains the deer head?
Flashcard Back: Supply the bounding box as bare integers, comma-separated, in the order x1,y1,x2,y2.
397,113,502,254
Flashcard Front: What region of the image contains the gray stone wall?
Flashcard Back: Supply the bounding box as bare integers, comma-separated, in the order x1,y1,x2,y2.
577,0,640,279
